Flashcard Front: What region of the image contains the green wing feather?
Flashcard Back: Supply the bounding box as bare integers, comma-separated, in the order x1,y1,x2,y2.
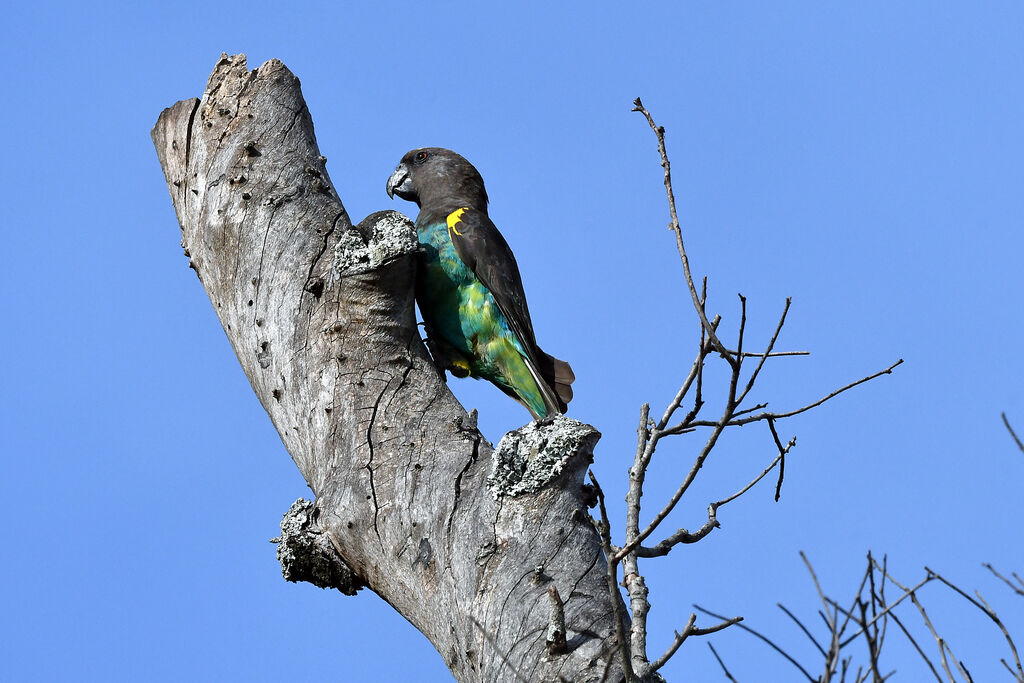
445,207,574,414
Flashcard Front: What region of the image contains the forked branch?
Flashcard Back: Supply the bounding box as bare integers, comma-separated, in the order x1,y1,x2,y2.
592,100,901,681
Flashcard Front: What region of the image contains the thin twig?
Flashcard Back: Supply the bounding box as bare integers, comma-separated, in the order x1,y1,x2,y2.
615,348,745,561
830,563,873,644
800,553,841,682
588,471,635,682
838,574,935,648
767,418,790,501
910,592,958,683
873,553,890,661
861,556,884,683
598,646,618,683
648,614,697,673
657,343,706,432
678,360,904,430
801,552,833,628
888,610,944,682
858,598,883,683
983,563,1024,597
737,294,747,360
632,97,733,363
646,611,741,675
777,602,827,657
732,402,768,419
1003,413,1024,453
926,568,1024,680
824,602,842,682
626,437,791,559
726,349,809,358
470,616,531,683
695,604,816,683
708,642,738,682
736,298,792,407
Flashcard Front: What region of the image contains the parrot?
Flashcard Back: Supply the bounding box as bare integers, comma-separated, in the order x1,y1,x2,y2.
386,147,574,420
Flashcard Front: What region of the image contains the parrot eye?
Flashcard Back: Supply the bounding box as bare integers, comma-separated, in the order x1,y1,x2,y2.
415,151,429,162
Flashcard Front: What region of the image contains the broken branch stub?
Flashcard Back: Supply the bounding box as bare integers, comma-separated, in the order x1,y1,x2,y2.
275,498,364,595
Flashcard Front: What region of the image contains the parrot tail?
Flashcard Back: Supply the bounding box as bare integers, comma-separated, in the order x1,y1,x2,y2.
537,349,575,412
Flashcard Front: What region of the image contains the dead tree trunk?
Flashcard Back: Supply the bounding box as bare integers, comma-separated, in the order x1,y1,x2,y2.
152,54,625,683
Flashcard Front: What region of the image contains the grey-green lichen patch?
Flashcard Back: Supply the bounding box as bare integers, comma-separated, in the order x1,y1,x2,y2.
334,210,418,275
274,498,364,595
487,416,600,498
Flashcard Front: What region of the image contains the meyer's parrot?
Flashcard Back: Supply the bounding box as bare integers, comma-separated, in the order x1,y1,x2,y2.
386,147,574,419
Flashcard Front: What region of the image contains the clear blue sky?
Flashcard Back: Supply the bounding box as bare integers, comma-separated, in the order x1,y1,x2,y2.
2,2,1022,681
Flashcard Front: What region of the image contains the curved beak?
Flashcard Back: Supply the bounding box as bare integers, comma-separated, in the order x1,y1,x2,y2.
386,164,413,200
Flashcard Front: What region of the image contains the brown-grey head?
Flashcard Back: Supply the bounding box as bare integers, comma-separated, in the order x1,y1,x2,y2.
386,147,489,211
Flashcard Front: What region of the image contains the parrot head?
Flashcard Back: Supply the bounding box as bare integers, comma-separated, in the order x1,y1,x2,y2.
386,147,488,210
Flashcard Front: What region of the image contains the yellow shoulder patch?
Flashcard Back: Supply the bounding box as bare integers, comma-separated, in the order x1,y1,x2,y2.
446,207,469,237
450,357,471,378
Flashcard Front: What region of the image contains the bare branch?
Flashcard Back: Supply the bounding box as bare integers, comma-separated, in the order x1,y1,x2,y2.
622,403,653,672
632,97,733,363
622,559,651,675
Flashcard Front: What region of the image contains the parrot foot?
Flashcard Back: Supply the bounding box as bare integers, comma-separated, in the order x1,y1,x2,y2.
424,330,472,379
534,412,563,428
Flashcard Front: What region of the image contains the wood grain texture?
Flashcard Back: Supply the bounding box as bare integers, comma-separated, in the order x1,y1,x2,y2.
152,54,625,682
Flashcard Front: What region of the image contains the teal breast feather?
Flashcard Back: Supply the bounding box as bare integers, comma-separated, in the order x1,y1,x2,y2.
415,217,546,417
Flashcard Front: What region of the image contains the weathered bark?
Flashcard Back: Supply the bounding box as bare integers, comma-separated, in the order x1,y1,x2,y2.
152,54,625,683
